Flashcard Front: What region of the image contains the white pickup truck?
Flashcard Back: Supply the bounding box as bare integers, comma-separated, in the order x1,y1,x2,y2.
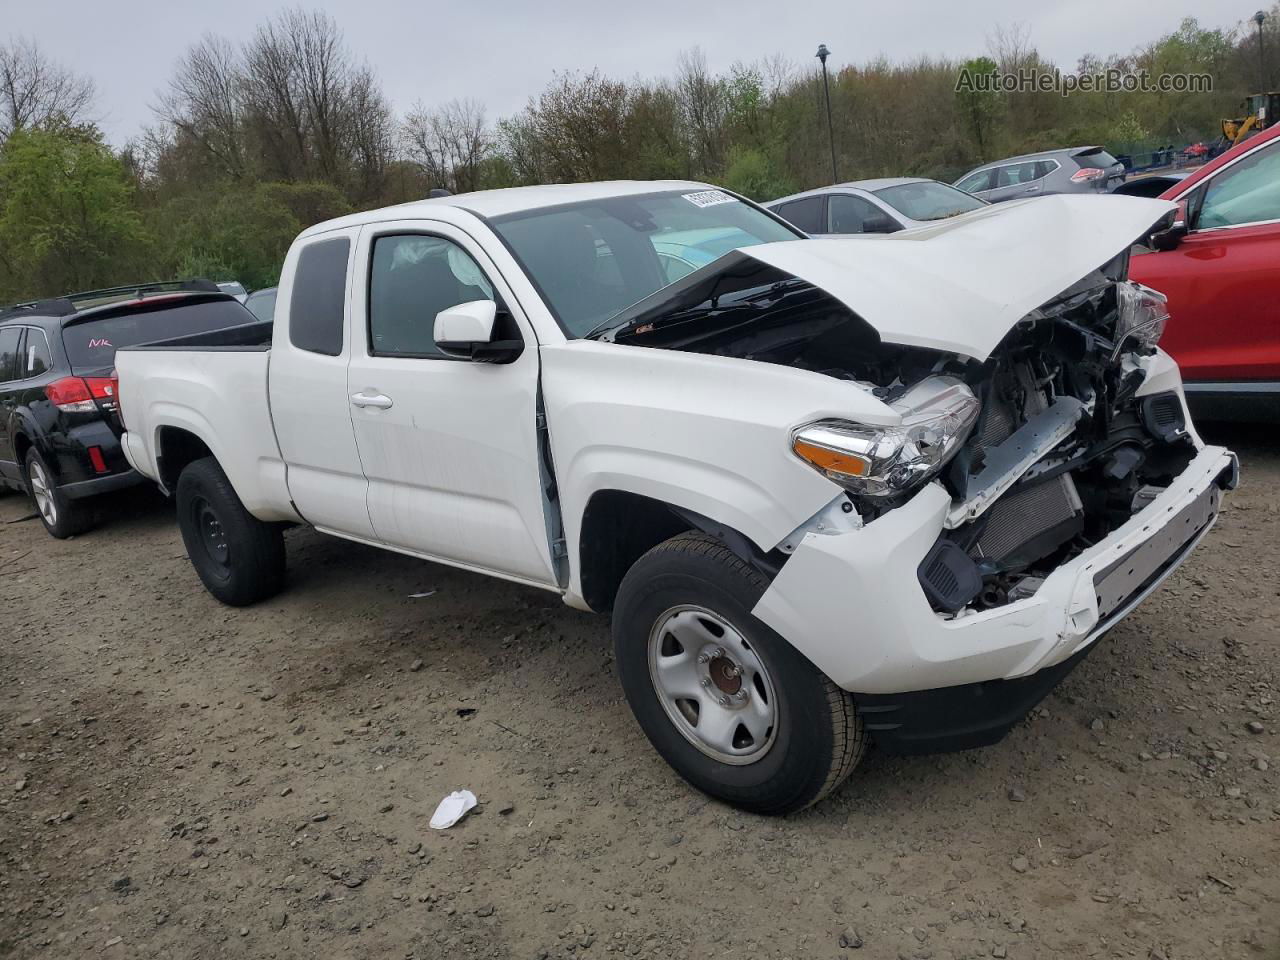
117,181,1237,814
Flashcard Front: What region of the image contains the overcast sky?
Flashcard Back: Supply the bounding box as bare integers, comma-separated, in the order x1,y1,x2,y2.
5,0,1249,146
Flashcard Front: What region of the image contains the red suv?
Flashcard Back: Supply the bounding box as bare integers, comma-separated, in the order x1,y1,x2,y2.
1129,125,1280,418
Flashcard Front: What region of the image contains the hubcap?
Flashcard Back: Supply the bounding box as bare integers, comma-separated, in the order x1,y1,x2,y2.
191,496,230,573
28,461,56,526
647,605,778,765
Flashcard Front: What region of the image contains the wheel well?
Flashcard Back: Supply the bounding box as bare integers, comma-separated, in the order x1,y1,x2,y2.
13,432,32,469
157,427,214,491
578,491,691,614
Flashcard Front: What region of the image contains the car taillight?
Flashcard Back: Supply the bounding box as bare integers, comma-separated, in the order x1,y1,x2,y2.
44,376,117,413
1070,167,1106,183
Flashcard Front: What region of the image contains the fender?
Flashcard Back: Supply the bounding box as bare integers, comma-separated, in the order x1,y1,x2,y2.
540,338,892,606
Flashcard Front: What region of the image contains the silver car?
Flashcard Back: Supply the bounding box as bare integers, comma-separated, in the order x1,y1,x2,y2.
766,178,988,235
953,147,1126,203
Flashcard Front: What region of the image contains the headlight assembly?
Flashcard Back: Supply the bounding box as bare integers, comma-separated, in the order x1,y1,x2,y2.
1113,281,1168,359
792,376,980,498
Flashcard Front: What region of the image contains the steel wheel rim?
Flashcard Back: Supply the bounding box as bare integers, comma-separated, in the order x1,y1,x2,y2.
190,495,231,576
28,460,56,526
647,604,778,765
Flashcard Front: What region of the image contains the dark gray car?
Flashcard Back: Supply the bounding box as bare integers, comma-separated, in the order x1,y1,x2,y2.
954,147,1126,203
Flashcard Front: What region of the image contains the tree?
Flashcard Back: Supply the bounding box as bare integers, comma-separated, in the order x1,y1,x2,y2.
154,34,245,180
403,98,492,194
0,38,95,143
0,126,147,300
955,56,1001,161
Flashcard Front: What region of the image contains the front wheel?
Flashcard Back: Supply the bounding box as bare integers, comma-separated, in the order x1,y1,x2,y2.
175,457,286,606
613,532,864,815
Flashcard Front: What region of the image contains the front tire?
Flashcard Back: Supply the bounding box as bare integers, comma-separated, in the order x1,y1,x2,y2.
24,449,95,539
175,457,285,606
613,531,864,815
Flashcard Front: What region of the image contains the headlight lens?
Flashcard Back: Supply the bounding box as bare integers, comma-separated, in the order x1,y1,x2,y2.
792,376,980,498
1114,281,1168,358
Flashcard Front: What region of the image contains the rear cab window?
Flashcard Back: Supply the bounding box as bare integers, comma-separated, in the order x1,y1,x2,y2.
62,299,256,374
290,238,351,356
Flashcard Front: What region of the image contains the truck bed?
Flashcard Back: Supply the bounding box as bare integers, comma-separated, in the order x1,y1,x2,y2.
115,336,298,522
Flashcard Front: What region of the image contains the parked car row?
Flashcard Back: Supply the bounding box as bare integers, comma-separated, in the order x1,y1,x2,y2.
768,125,1280,419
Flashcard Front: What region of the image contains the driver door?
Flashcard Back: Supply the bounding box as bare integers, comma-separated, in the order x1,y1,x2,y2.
345,220,557,587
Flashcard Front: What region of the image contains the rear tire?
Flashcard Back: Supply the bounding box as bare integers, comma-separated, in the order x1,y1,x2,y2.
613,531,864,815
176,457,285,606
24,449,95,539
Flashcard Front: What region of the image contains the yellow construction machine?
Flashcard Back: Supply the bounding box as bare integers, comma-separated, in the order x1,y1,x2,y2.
1222,92,1280,145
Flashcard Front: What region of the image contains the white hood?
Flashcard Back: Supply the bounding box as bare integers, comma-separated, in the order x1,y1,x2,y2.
740,194,1174,361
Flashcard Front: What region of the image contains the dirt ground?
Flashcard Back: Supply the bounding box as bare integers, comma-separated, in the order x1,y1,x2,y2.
1,423,1276,960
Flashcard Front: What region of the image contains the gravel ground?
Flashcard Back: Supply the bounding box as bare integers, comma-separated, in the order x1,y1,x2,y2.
1,423,1276,960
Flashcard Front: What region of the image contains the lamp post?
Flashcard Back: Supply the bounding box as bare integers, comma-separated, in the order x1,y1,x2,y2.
816,43,838,183
1255,11,1268,93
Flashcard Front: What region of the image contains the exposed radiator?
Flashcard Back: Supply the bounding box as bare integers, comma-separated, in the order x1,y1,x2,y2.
972,473,1083,567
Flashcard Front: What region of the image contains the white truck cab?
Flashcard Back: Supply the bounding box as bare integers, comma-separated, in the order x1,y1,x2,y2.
116,181,1236,814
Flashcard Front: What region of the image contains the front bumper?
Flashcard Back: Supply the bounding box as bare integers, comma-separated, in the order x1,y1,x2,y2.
752,444,1238,698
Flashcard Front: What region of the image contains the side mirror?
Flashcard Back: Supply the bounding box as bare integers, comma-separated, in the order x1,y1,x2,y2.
434,300,523,364
1150,199,1189,252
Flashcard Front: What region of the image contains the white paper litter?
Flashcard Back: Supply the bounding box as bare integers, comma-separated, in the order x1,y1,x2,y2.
409,590,437,599
429,789,477,829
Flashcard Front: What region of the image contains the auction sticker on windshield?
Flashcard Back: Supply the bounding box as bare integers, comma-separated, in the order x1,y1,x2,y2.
682,190,736,208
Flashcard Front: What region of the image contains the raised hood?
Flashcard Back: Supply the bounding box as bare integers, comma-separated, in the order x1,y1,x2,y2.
610,194,1173,362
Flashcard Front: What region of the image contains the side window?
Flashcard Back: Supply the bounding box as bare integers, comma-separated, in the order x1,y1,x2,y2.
1034,160,1057,179
290,237,351,356
1197,142,1280,230
956,169,993,193
774,196,827,234
368,234,496,358
24,329,52,377
829,194,886,233
997,162,1039,187
0,327,21,382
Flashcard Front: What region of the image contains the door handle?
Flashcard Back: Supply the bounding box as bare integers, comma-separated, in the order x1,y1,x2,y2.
350,391,393,409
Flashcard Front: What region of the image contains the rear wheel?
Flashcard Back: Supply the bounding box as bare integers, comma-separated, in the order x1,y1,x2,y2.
613,531,864,815
175,457,285,606
24,449,95,539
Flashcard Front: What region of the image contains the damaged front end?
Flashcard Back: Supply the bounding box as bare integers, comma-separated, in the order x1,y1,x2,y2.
602,206,1211,622
918,257,1198,615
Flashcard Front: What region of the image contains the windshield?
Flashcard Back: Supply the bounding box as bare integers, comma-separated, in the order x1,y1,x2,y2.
490,189,799,337
62,299,254,372
873,181,985,221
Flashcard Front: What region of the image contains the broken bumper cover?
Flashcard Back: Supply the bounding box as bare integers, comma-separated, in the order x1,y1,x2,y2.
751,445,1238,712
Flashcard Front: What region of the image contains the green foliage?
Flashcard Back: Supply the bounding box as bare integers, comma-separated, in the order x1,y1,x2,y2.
721,146,795,201
150,180,349,291
955,57,1001,162
0,126,147,300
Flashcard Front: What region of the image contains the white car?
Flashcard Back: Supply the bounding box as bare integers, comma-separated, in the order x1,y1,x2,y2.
767,177,988,235
114,181,1236,814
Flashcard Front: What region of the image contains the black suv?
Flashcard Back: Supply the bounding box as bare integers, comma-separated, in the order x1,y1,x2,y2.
0,281,258,538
